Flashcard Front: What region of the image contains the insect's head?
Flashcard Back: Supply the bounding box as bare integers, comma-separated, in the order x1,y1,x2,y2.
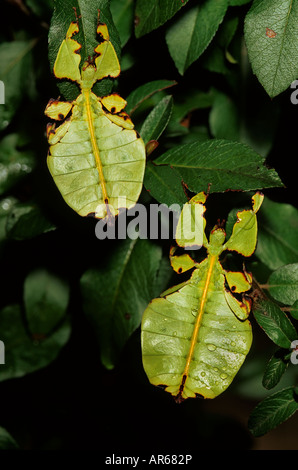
208,227,226,256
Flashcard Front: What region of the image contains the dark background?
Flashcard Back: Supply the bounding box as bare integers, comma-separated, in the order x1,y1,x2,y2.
0,0,297,452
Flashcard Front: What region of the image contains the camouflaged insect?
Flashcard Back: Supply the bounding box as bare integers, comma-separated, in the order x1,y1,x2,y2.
45,18,146,219
141,192,264,401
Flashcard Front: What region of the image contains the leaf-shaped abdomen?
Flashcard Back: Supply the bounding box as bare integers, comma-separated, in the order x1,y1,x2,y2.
47,92,145,217
141,262,252,400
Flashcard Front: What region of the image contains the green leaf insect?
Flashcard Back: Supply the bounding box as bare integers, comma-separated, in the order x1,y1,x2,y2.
45,16,146,219
141,191,264,401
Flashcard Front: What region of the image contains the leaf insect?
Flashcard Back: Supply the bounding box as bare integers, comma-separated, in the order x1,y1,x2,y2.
45,12,146,220
141,192,264,401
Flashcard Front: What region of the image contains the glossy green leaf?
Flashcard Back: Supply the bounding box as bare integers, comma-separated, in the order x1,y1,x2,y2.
209,91,239,140
248,387,298,437
46,13,146,220
24,269,70,337
262,349,289,390
0,134,35,196
166,89,214,137
141,192,262,401
239,84,280,159
170,89,214,125
120,50,135,72
268,264,298,306
253,298,297,349
140,95,173,144
26,0,54,18
166,1,228,75
125,80,177,115
244,0,298,97
0,39,36,130
0,197,17,252
151,140,283,196
6,202,56,240
214,13,239,50
290,300,298,320
256,198,298,270
80,239,168,369
134,0,190,38
201,13,239,76
0,304,71,382
110,0,134,47
0,427,19,450
144,163,188,209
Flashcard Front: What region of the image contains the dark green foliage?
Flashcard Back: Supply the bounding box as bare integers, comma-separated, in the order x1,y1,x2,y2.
80,238,171,369
0,0,297,451
248,387,298,437
253,297,296,349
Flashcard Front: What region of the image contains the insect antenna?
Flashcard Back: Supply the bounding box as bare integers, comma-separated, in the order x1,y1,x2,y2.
72,6,81,22
181,180,191,201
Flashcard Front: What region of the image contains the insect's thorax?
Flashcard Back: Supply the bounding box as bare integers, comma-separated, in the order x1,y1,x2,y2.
191,255,224,294
74,90,104,121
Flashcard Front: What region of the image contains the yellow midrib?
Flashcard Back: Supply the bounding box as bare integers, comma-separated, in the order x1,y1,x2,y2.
83,89,109,203
179,254,217,395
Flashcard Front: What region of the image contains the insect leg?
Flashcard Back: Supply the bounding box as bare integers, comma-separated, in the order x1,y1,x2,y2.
45,99,73,121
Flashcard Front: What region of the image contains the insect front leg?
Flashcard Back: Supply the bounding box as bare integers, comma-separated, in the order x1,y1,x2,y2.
224,289,252,321
46,119,71,145
223,267,252,321
100,93,127,114
169,245,197,274
224,269,252,294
